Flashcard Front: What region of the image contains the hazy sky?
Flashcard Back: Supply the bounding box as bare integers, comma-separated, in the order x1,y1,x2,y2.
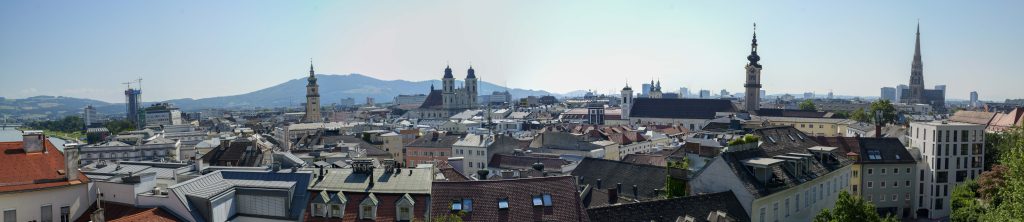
2,0,1021,103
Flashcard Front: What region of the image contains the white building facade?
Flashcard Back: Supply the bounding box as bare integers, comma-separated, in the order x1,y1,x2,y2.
907,121,985,219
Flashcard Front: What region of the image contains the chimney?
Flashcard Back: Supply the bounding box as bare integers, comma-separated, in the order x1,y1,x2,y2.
476,169,490,180
632,185,639,198
596,179,602,189
22,130,45,153
616,183,622,194
874,123,883,138
607,188,619,204
874,110,883,138
368,169,375,187
65,143,81,181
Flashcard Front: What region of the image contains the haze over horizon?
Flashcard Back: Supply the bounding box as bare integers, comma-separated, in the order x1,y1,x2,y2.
2,0,1022,103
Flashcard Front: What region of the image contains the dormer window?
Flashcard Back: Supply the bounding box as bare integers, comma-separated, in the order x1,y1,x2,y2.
742,157,784,185
498,198,509,209
396,194,415,221
542,193,553,206
360,193,379,220
532,195,543,206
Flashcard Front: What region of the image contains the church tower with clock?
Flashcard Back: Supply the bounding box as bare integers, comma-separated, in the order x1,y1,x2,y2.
303,60,322,122
744,23,763,112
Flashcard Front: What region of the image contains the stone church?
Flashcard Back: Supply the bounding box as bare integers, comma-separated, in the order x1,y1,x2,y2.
415,65,479,119
899,24,946,113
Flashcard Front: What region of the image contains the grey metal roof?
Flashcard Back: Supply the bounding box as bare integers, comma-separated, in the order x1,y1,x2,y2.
167,170,313,222
274,151,306,168
309,168,433,194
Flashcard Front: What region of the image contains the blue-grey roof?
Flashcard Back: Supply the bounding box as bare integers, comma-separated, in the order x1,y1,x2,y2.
168,170,313,222
274,151,307,168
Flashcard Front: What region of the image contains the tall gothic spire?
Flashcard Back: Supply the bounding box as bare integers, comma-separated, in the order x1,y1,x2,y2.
913,22,922,65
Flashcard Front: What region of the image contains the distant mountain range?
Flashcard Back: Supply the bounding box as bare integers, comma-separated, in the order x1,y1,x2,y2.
1,73,567,117
0,96,112,119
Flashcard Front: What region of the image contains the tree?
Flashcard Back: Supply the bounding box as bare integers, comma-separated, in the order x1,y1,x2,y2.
849,108,870,122
665,158,689,198
103,119,135,135
867,100,897,124
973,125,1024,221
24,115,84,133
430,211,465,222
814,191,897,222
977,164,1008,203
951,180,983,222
799,100,818,111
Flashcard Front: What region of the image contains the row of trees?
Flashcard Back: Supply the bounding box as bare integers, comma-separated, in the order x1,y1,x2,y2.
799,99,898,125
848,100,897,124
23,115,83,133
950,125,1024,221
23,116,135,136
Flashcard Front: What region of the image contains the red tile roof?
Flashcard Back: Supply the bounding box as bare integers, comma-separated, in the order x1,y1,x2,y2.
74,202,179,222
430,176,589,222
0,139,89,193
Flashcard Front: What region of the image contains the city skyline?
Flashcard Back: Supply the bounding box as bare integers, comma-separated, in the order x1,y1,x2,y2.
2,0,1023,103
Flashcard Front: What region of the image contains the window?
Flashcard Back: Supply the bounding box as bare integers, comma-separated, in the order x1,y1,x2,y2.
906,168,911,174
542,194,553,206
795,194,801,212
463,198,473,212
398,207,411,220
906,180,911,187
935,199,944,210
881,168,886,174
866,194,872,202
330,204,343,218
361,205,376,219
893,181,899,188
812,187,817,204
804,190,810,207
532,195,543,206
41,205,52,222
867,181,873,188
3,209,14,222
757,207,765,222
852,170,858,177
867,168,873,174
60,206,69,222
892,194,898,201
312,203,327,217
451,200,463,211
773,202,779,222
785,198,790,217
905,193,911,200
819,184,824,200
498,198,509,209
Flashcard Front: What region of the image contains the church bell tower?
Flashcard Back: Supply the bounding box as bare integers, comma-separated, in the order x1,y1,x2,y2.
743,23,763,112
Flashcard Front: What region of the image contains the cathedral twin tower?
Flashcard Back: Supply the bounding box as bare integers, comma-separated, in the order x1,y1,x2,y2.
440,65,479,111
